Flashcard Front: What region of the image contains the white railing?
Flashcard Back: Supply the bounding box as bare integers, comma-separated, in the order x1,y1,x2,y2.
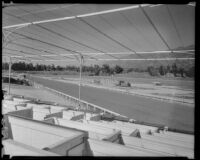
30,80,127,118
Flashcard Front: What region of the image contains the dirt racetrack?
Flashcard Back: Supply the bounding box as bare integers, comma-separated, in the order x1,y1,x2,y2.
31,76,194,132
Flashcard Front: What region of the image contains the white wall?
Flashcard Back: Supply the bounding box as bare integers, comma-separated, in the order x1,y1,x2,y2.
3,139,60,156
16,105,28,110
122,135,193,158
45,112,63,119
26,103,49,109
68,143,85,156
13,98,30,103
50,106,67,113
100,120,153,134
141,133,194,150
62,110,84,120
2,103,17,114
48,135,85,156
2,107,16,114
3,100,26,106
154,131,194,142
86,113,101,121
32,108,51,120
8,115,85,150
87,131,108,140
88,139,164,157
57,118,116,135
114,120,158,133
8,109,33,119
87,120,134,136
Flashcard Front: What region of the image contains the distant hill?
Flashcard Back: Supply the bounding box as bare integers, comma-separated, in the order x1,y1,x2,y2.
173,44,195,51
97,45,195,70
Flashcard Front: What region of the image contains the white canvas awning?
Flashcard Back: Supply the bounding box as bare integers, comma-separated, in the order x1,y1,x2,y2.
2,3,195,63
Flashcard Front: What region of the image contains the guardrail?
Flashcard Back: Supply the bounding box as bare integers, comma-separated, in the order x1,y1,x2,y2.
28,78,128,118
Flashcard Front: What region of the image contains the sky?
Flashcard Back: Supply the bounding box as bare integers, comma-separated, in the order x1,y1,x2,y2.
3,4,195,66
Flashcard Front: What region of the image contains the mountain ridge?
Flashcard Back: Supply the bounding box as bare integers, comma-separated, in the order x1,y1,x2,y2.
97,45,195,69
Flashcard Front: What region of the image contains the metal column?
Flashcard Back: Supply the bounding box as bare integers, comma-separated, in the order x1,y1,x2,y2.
3,26,29,96
8,57,12,95
78,55,83,109
78,55,87,120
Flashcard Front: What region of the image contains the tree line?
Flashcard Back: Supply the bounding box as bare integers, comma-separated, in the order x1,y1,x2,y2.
2,62,194,77
147,64,194,78
2,62,124,76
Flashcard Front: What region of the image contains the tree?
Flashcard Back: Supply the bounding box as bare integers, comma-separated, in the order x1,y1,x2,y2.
94,65,100,76
47,65,51,71
166,65,171,73
185,66,194,78
172,63,178,77
110,67,115,75
159,65,165,76
102,64,111,75
127,68,133,73
28,63,34,71
56,65,63,71
2,62,9,70
147,66,158,76
51,64,56,71
114,65,123,74
88,66,94,73
179,67,184,77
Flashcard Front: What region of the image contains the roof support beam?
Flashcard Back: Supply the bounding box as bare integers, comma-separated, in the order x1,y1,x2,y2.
6,56,194,61
139,5,172,51
3,4,150,29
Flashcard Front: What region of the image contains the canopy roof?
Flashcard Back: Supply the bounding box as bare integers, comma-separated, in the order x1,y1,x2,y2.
2,3,195,64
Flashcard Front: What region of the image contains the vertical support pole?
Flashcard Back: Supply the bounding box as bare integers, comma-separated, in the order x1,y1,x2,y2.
78,56,82,107
78,55,86,120
3,27,29,96
78,55,83,109
8,57,12,95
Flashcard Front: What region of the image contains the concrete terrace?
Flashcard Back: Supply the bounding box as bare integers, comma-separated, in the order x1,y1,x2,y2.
2,95,194,158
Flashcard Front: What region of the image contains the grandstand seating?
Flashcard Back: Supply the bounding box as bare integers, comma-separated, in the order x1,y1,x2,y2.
95,120,154,134
113,120,158,133
152,132,194,143
13,98,31,103
140,133,193,149
2,96,194,158
53,117,120,141
86,120,137,136
122,135,193,158
6,114,88,156
88,139,170,156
